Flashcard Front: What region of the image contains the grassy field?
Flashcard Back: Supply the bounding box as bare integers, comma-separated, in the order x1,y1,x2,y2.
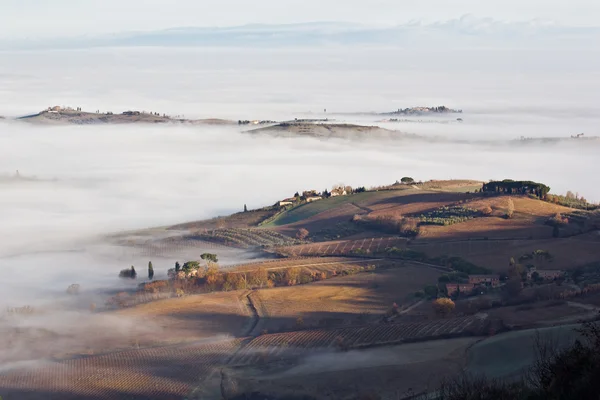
229,338,478,400
264,189,415,227
486,301,589,328
466,324,583,379
250,264,442,332
169,209,278,231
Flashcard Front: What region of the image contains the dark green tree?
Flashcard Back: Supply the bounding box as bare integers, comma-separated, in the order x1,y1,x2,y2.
148,261,154,280
130,265,137,279
201,253,219,265
244,204,248,212
175,261,181,273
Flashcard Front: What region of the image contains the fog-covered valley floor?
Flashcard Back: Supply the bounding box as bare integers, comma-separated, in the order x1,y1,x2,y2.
0,46,599,327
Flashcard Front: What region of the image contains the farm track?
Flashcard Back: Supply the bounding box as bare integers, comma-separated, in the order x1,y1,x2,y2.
351,201,373,214
243,291,261,336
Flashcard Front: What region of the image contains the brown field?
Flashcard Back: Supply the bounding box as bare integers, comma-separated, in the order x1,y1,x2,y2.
230,256,386,274
465,196,575,217
115,290,251,342
417,216,554,240
0,338,240,400
418,180,484,191
250,264,442,332
366,191,474,218
411,236,600,272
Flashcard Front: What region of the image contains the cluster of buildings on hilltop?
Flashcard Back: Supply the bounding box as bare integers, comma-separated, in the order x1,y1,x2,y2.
278,187,349,207
446,269,565,296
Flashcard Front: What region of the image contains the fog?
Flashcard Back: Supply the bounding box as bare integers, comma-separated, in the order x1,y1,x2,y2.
0,46,599,365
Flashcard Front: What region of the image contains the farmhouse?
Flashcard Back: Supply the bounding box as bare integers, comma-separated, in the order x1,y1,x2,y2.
306,196,322,203
446,283,475,295
331,188,347,197
468,275,501,287
278,197,296,207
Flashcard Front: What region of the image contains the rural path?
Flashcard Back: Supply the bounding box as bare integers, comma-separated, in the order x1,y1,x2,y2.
406,260,453,273
399,299,425,315
242,291,261,337
351,201,373,214
567,301,600,313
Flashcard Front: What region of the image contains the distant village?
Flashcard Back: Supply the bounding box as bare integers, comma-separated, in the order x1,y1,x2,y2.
446,268,565,296
277,185,358,207
381,106,463,116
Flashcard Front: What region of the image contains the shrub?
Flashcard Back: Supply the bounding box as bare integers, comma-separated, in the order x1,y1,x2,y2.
506,198,515,219
248,266,269,288
547,213,569,227
419,206,481,226
284,267,301,286
200,253,219,265
433,298,455,316
119,266,137,279
296,228,309,240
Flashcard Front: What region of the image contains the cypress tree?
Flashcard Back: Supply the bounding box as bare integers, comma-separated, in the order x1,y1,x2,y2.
148,261,154,280
175,261,181,273
130,265,137,279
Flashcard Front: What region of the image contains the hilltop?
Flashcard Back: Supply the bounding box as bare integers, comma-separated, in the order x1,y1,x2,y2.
15,106,237,125
247,122,422,140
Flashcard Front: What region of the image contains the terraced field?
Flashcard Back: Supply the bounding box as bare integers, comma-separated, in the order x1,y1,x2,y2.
0,339,241,400
229,315,488,365
230,256,382,273
191,228,302,248
277,237,409,257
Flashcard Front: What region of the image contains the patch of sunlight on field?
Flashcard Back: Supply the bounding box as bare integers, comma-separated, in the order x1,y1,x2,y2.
264,190,414,227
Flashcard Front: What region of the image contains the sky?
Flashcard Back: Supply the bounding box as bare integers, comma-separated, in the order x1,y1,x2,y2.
1,0,600,39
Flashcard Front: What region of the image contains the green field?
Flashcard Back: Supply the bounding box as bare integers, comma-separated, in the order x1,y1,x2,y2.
262,190,412,227
466,324,583,379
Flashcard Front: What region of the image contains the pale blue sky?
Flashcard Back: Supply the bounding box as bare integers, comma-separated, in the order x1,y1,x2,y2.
1,0,599,39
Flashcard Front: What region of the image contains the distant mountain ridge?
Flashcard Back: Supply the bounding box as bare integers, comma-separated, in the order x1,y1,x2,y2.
2,15,598,50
